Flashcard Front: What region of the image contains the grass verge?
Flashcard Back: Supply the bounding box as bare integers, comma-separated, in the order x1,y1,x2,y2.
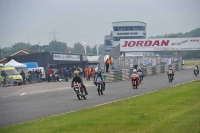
183,60,200,66
0,80,200,133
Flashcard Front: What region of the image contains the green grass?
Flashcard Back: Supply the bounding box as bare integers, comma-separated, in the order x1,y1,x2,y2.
183,60,200,66
1,80,200,133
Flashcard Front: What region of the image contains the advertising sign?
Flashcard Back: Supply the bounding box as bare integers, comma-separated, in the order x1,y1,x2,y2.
165,58,169,64
53,54,80,61
168,58,172,65
143,59,147,65
120,37,200,52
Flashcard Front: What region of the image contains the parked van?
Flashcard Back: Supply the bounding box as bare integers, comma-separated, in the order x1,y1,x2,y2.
0,65,23,85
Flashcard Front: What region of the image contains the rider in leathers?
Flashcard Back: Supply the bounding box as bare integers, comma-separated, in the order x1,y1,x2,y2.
167,67,175,79
71,72,88,95
130,69,140,87
194,63,199,74
94,70,105,90
137,67,143,80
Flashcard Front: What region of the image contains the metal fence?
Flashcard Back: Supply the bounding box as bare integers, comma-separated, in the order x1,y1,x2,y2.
111,55,182,70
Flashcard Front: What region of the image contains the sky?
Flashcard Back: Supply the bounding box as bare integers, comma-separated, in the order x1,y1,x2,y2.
0,0,200,48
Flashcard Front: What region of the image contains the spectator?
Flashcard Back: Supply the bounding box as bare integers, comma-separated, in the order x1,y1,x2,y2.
20,70,26,84
1,70,8,87
105,56,112,73
47,67,51,82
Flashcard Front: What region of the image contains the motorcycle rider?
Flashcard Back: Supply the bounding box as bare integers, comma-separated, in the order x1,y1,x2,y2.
194,63,199,74
137,67,143,80
130,69,140,87
71,71,88,95
167,67,175,79
94,70,105,90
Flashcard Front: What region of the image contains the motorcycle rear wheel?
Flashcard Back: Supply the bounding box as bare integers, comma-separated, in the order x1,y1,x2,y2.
98,84,101,95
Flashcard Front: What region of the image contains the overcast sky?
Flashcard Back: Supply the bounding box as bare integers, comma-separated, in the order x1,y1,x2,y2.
0,0,200,48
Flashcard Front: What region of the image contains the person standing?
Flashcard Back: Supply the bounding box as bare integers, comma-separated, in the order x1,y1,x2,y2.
91,66,95,78
1,70,8,87
105,56,112,73
20,70,26,84
47,67,51,82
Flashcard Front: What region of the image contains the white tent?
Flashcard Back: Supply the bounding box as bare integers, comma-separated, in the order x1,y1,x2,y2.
5,59,27,68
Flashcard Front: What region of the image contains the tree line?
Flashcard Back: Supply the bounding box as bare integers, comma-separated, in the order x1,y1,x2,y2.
0,41,105,58
0,28,200,59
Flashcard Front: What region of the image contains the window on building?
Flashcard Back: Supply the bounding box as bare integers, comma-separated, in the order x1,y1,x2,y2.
113,27,118,31
105,49,111,52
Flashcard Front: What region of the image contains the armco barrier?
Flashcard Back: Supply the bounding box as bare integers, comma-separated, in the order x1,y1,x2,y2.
156,65,161,74
122,69,129,80
141,67,147,77
106,63,181,83
165,65,169,73
147,66,152,76
152,66,156,75
161,65,165,73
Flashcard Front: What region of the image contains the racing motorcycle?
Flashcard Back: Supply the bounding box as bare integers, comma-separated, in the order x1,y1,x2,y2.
168,70,173,83
73,82,87,100
194,67,198,76
132,79,137,89
96,77,104,95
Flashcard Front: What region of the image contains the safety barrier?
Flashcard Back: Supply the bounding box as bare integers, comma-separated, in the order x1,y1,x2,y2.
26,74,42,84
106,63,182,83
147,66,152,76
122,69,129,81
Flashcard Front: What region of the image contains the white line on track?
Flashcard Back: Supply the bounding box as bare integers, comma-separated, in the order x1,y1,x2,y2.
20,84,95,96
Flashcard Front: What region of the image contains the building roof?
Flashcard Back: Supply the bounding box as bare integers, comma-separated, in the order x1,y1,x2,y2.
0,58,6,62
112,21,146,24
10,50,36,56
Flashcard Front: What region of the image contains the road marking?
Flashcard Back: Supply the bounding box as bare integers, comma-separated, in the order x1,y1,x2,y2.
20,84,95,96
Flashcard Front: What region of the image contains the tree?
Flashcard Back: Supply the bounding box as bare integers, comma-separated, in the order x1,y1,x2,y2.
98,44,105,55
8,42,32,56
30,44,41,52
46,40,68,53
92,45,97,55
71,42,84,54
86,45,93,55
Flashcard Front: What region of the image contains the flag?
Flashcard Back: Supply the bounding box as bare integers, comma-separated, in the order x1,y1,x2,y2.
96,41,99,55
82,41,87,54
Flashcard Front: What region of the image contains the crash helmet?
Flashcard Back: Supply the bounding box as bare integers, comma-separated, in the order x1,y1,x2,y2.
133,69,137,73
169,67,172,70
73,70,79,78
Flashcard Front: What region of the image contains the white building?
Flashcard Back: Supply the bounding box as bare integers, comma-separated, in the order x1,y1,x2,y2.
105,21,146,54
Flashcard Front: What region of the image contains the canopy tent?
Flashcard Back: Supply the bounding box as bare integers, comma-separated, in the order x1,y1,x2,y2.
5,59,27,68
86,56,100,63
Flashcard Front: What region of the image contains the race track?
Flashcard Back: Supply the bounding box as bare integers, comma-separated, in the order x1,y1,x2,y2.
0,68,199,127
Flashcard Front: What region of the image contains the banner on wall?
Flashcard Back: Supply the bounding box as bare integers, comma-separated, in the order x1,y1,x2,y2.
120,37,200,52
53,54,80,61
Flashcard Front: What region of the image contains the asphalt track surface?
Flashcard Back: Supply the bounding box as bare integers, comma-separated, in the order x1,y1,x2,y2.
0,68,199,127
